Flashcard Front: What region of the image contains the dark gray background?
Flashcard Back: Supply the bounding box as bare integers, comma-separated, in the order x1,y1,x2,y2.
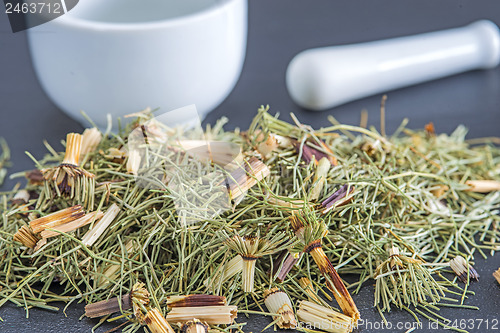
1,0,500,332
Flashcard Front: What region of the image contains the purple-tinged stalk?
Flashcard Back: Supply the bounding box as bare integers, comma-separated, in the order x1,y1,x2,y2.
321,185,355,214
292,139,337,166
271,250,302,283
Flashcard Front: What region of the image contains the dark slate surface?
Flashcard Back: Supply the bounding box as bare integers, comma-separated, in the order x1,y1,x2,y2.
1,1,499,332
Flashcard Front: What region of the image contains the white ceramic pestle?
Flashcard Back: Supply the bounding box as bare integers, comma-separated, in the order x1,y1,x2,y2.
286,20,500,110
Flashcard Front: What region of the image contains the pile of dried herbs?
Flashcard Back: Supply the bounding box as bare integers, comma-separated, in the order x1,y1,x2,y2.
0,105,499,333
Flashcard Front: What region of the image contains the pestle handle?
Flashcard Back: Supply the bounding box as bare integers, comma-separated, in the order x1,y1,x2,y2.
286,20,500,110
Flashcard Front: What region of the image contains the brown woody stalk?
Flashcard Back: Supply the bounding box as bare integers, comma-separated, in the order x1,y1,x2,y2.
308,245,359,321
167,295,226,309
28,205,84,234
85,294,132,318
40,210,104,239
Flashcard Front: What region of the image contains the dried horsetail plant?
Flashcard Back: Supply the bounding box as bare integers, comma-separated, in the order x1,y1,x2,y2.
174,139,243,168
84,294,132,318
272,251,302,282
41,133,95,207
292,138,338,166
98,239,139,285
309,157,331,201
130,282,151,323
2,105,500,331
84,281,152,326
218,255,243,282
40,210,104,239
145,308,176,333
299,277,331,308
321,184,355,214
374,247,445,312
130,282,176,333
127,149,141,176
12,225,39,248
29,205,84,234
81,203,120,247
166,305,238,325
255,132,279,159
205,255,243,293
13,205,86,248
263,287,297,329
181,319,209,333
449,256,479,283
220,230,294,292
290,213,360,321
264,193,305,210
493,268,500,284
25,169,44,185
225,157,270,200
11,189,30,205
465,180,500,193
296,300,354,333
167,295,227,309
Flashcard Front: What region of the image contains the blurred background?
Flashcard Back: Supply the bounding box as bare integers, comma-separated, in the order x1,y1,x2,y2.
0,0,499,332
